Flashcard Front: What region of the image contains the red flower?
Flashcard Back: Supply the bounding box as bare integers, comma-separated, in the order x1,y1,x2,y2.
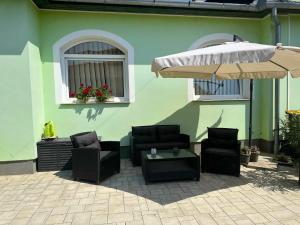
69,92,76,97
102,83,108,89
96,90,103,97
80,83,84,87
82,88,90,95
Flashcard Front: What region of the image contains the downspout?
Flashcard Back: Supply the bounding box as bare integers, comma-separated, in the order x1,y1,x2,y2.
272,7,280,155
287,15,291,111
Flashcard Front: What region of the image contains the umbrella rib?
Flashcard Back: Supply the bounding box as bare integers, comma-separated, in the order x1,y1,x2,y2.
214,64,222,74
269,60,289,72
236,64,244,77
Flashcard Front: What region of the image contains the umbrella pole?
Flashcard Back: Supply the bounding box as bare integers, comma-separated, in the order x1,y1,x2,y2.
248,79,253,147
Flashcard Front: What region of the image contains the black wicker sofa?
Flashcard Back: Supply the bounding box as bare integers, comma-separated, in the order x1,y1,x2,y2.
130,125,190,166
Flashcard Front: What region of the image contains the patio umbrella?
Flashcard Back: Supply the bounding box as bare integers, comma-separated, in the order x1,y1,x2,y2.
151,42,300,148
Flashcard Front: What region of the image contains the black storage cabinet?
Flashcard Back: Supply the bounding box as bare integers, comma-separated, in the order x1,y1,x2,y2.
37,138,73,171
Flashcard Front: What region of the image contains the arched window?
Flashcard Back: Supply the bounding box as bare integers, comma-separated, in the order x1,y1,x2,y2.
188,33,250,101
53,30,134,104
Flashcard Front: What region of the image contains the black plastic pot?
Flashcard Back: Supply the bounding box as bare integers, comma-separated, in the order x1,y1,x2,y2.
241,154,250,165
250,151,260,162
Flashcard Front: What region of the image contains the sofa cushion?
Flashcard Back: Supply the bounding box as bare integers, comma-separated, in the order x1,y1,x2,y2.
134,136,156,144
159,134,181,142
157,125,180,141
203,147,238,157
71,131,101,150
132,126,156,137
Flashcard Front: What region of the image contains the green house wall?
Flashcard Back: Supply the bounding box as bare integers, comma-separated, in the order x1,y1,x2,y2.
39,11,264,145
0,0,300,162
0,0,43,161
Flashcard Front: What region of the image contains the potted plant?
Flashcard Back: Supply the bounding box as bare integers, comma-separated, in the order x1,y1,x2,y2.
241,146,251,165
69,83,112,103
274,154,293,167
280,110,300,165
95,84,112,103
73,83,94,103
250,145,260,162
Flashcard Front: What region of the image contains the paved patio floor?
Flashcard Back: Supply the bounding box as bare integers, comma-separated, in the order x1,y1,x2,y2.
0,160,300,225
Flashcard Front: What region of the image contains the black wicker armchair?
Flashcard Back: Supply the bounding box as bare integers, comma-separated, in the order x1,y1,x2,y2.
70,131,120,184
201,128,241,177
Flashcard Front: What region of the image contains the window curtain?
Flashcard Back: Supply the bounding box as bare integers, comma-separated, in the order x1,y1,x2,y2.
65,41,124,55
68,60,124,97
66,41,125,97
194,76,240,96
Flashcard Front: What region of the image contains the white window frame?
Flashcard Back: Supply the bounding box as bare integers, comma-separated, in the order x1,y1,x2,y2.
53,29,135,104
187,33,250,102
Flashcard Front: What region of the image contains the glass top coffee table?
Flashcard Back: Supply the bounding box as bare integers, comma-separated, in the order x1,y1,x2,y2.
141,149,200,184
144,149,197,160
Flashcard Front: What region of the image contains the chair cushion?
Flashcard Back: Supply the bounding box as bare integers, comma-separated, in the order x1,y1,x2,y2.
86,142,101,149
207,128,238,147
203,147,238,157
71,131,101,150
208,128,238,140
100,151,118,161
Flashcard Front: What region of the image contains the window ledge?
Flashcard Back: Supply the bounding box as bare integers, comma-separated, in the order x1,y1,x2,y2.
192,98,250,102
59,97,131,105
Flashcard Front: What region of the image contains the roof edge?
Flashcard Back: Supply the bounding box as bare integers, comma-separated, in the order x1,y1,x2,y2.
32,0,300,18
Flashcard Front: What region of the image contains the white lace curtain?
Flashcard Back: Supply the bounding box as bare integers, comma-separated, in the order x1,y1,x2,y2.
194,76,240,96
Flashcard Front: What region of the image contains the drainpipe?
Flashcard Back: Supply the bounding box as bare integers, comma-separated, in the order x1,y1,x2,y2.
272,7,280,156
287,14,291,111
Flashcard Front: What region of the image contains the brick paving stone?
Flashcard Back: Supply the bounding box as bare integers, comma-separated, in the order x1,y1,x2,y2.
213,216,235,225
286,205,300,214
160,217,180,225
72,212,92,225
179,219,199,225
51,206,69,215
90,213,108,224
108,212,134,223
27,211,51,225
64,213,74,223
246,213,269,223
194,213,216,225
281,220,300,225
177,216,195,222
9,217,31,225
234,219,254,225
126,220,144,225
142,214,162,225
269,210,296,221
45,214,65,224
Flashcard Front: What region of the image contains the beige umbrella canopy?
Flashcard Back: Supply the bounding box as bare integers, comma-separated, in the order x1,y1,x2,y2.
151,41,300,149
151,42,300,80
